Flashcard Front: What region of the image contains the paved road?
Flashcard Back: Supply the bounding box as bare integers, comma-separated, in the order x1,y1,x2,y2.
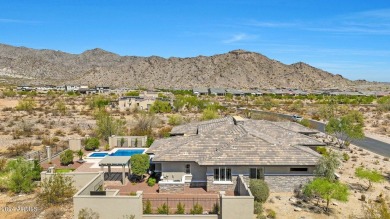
246,109,390,157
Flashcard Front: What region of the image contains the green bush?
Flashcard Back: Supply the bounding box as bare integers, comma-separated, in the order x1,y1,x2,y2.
175,202,185,214
143,199,152,214
343,152,350,161
249,179,270,203
84,138,100,151
147,177,156,187
254,201,263,214
190,203,203,214
316,146,328,156
266,209,276,219
157,203,169,214
60,150,74,165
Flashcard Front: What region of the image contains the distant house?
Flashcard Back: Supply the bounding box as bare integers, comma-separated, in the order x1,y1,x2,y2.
209,88,226,96
242,89,262,96
65,85,80,92
16,85,34,92
118,96,155,111
193,88,209,96
95,86,110,93
148,116,324,193
226,88,244,96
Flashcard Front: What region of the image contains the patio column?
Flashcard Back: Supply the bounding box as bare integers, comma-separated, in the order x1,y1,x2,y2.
122,165,126,185
108,165,111,177
46,146,52,163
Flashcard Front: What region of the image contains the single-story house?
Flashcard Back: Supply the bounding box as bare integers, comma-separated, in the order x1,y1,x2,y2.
193,88,209,96
147,116,324,193
209,88,226,96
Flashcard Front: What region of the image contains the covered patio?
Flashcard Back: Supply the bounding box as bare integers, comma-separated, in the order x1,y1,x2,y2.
99,156,131,185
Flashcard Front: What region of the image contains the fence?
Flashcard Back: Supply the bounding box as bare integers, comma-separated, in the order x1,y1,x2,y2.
143,197,220,214
24,145,69,163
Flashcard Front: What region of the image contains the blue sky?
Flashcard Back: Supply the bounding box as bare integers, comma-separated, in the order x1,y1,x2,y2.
1,1,390,82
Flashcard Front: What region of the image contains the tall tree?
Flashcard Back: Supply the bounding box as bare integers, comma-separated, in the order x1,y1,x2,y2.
95,110,125,141
355,167,384,191
325,110,365,148
303,178,349,212
315,150,342,182
130,154,150,180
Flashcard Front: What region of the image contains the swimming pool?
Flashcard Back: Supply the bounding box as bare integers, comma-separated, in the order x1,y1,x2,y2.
87,148,146,158
111,148,146,156
88,152,109,158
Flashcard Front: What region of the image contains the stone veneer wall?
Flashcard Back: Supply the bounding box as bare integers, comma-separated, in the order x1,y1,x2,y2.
207,176,237,192
158,183,184,193
264,175,314,192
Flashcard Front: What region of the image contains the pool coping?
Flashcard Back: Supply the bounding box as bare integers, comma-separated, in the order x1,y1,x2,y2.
87,148,148,159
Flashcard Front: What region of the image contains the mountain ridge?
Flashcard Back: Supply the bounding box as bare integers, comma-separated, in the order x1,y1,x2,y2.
0,43,369,89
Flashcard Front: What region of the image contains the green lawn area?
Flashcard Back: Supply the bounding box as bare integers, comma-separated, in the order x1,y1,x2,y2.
55,168,75,173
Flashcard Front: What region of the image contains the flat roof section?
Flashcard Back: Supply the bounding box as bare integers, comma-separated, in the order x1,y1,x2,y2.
99,156,131,166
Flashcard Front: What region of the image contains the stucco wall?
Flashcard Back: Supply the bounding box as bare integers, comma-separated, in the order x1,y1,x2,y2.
161,162,206,182
109,136,147,147
220,190,254,219
73,173,143,219
41,171,100,191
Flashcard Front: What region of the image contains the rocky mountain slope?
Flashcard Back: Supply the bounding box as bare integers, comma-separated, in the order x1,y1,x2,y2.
0,43,359,89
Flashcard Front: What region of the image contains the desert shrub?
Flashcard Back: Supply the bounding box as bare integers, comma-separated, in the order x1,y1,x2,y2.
84,137,100,151
190,203,203,214
6,157,37,193
168,114,184,126
88,95,110,109
157,203,169,214
143,200,152,214
95,110,125,141
250,179,270,203
200,107,219,121
78,208,100,219
158,126,172,138
299,119,312,128
44,207,65,219
175,202,185,214
150,100,172,113
38,173,76,206
266,209,276,219
343,152,350,161
60,150,74,165
125,91,140,96
147,177,156,187
7,142,32,157
254,201,263,214
316,146,328,156
16,98,36,112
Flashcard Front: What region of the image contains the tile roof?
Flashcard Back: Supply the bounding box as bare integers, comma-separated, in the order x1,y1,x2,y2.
151,117,322,166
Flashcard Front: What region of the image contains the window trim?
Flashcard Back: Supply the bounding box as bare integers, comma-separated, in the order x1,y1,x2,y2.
213,167,232,182
249,167,264,179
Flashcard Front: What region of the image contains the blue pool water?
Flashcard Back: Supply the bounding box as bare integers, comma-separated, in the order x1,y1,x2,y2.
89,152,109,158
111,149,145,156
88,149,146,158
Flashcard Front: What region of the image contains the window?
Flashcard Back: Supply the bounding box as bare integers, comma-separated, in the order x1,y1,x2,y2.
290,168,308,172
185,164,191,174
214,167,232,181
249,168,264,179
